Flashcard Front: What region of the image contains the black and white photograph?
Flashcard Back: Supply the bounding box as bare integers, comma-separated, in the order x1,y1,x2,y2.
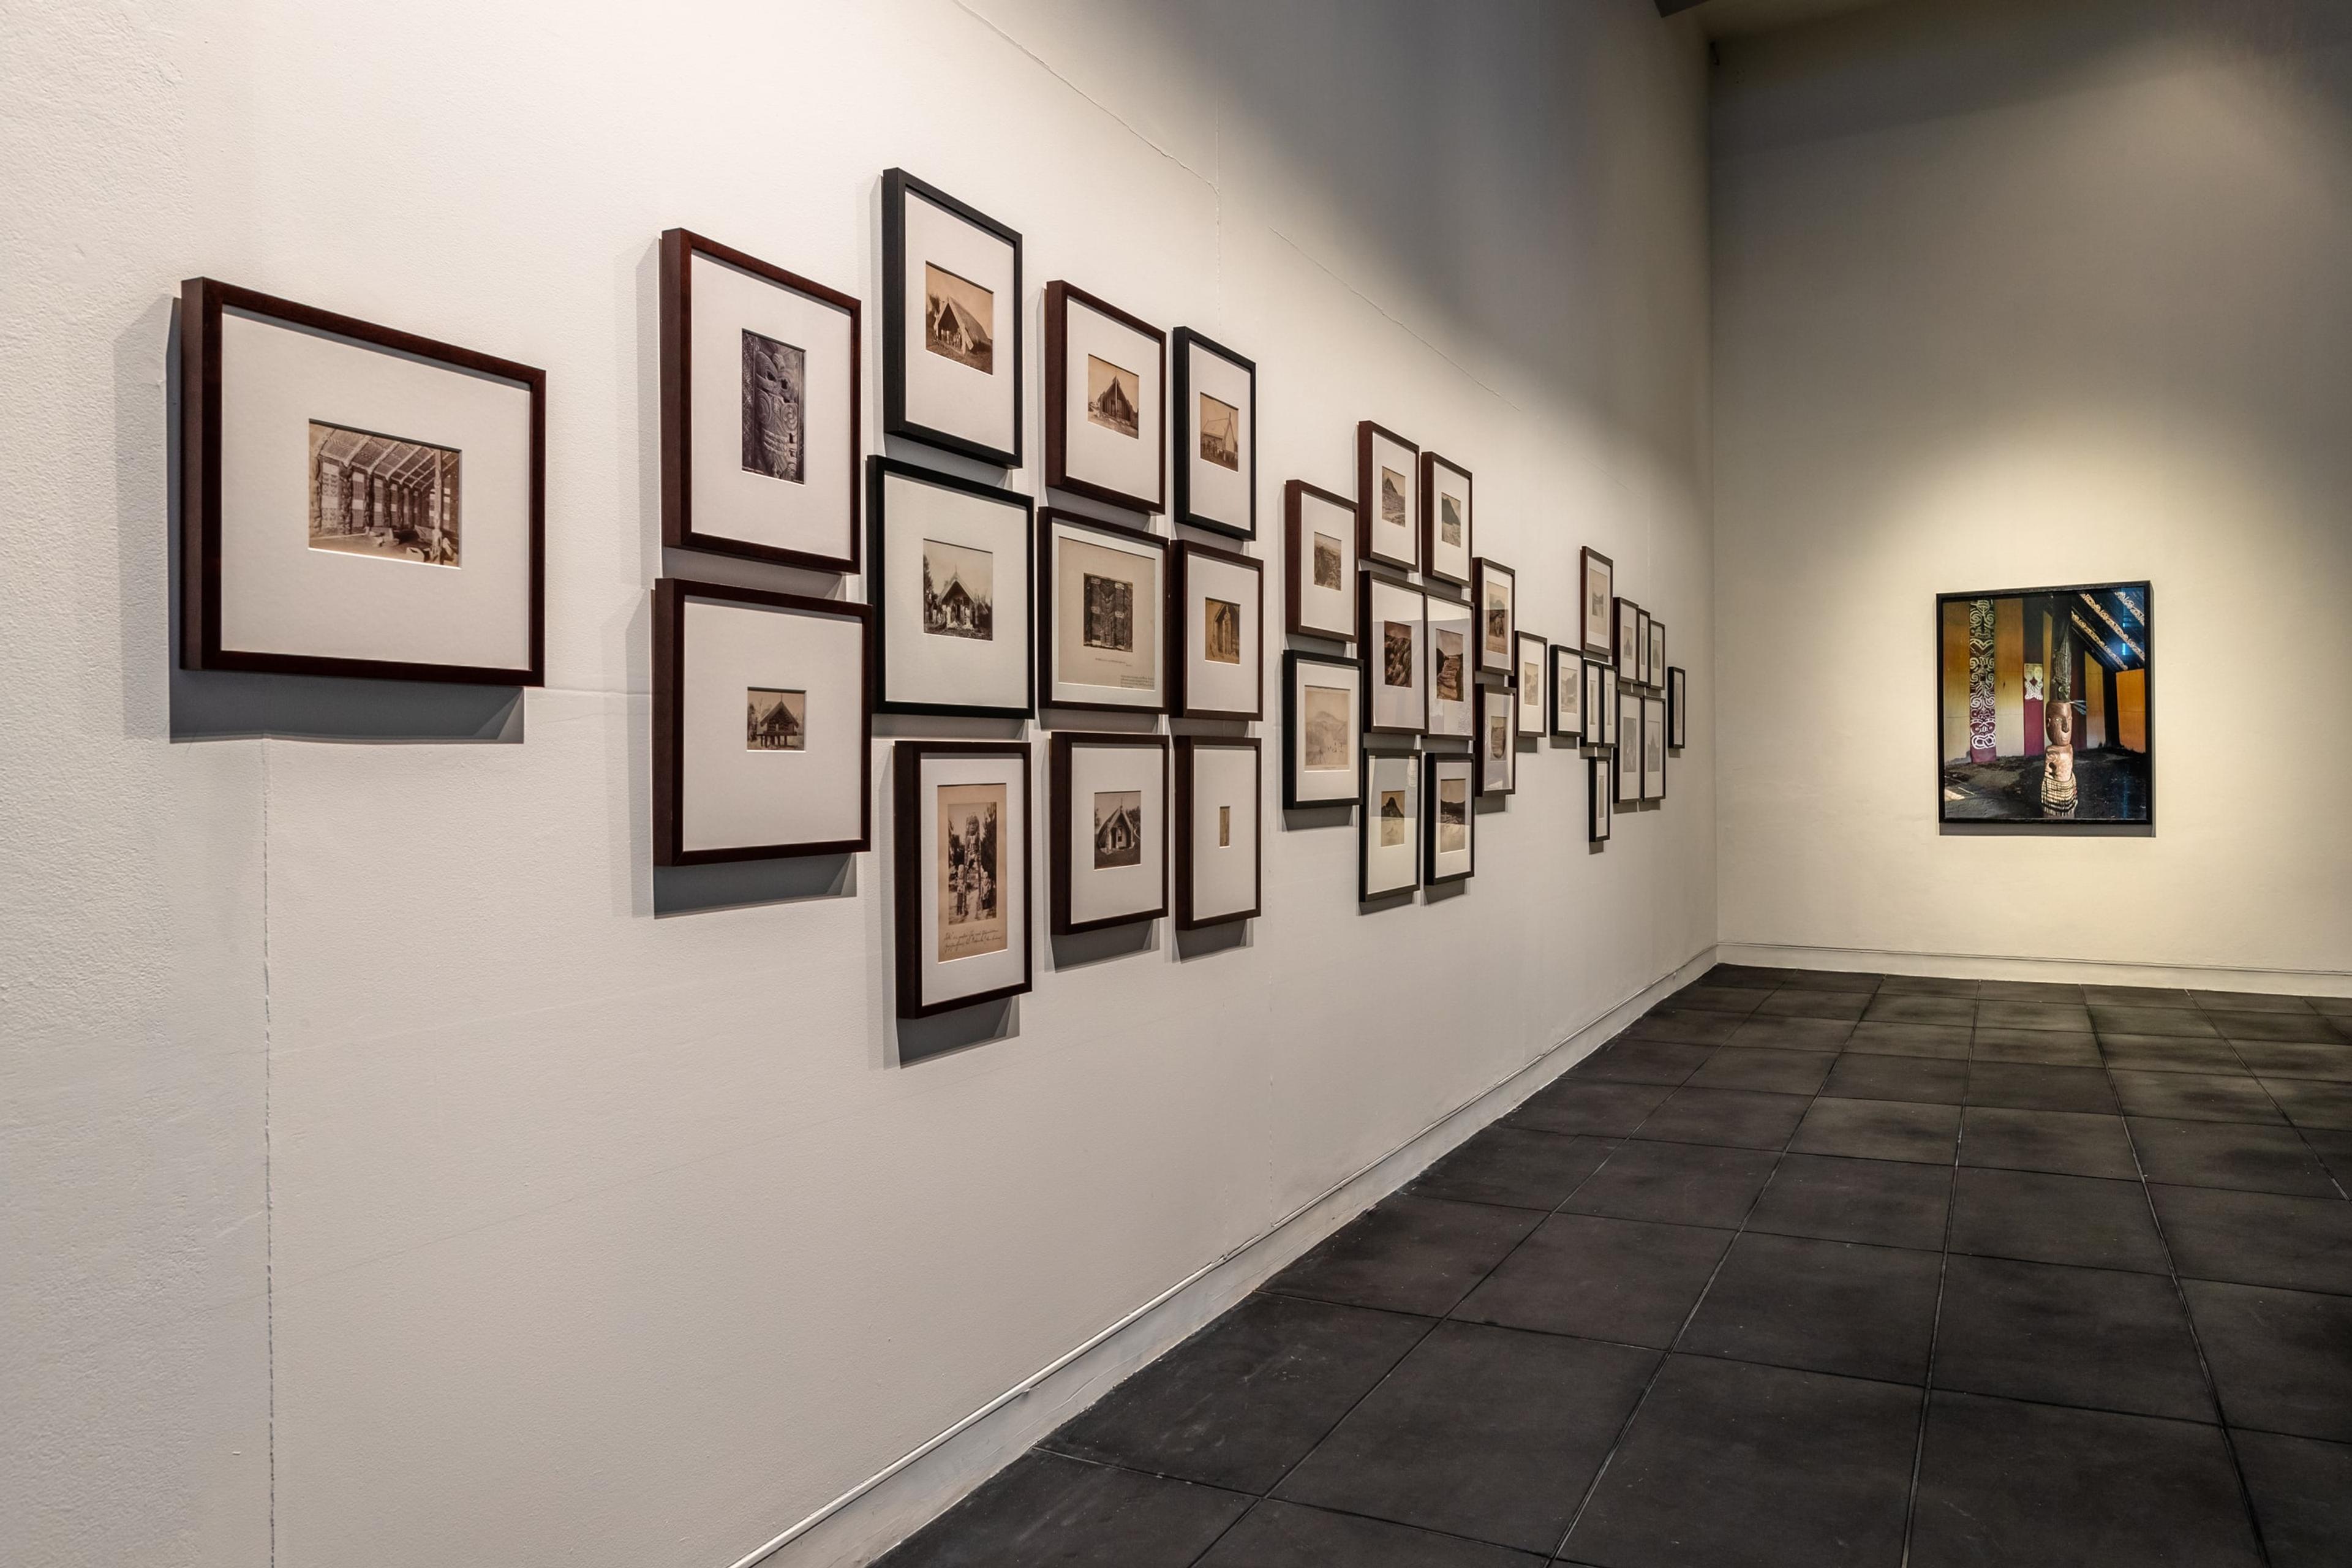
1425,753,1476,884
1648,617,1666,689
1041,508,1164,713
1093,790,1142,868
1616,688,1642,802
1637,608,1654,686
922,538,993,641
1305,687,1351,771
1479,684,1515,795
871,457,1033,718
1550,644,1583,740
1473,557,1516,681
1381,468,1408,533
307,420,461,566
1204,597,1242,665
1581,657,1607,747
1643,693,1667,800
1362,573,1426,734
1359,750,1420,900
1284,650,1362,809
1172,328,1256,537
1086,353,1141,438
739,328,805,483
1420,453,1473,586
1085,573,1132,651
1423,593,1473,739
894,740,1031,1020
884,171,1020,467
745,687,805,750
1615,595,1642,682
1515,630,1547,740
1356,421,1420,570
1199,394,1239,469
1588,755,1612,843
924,263,993,374
1284,479,1358,645
1313,532,1343,590
1603,663,1620,747
1171,540,1261,718
1049,281,1166,514
1580,545,1615,657
1050,732,1167,935
1434,628,1465,703
1667,665,1687,749
940,786,1007,959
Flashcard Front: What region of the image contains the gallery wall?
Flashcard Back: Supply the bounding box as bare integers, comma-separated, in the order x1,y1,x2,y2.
1711,0,2352,988
0,4,1713,1567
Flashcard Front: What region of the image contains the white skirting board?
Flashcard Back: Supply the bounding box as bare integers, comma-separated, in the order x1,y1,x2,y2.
1718,942,2352,1000
740,946,1721,1568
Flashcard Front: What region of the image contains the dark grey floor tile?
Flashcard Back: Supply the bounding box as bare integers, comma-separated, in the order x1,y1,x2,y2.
1676,984,1774,1014
1678,1232,1940,1383
1510,1079,1674,1137
1977,999,2096,1033
1964,1061,2119,1114
1272,1322,1654,1554
2233,1039,2352,1082
1723,1015,1856,1053
1909,1392,2260,1568
1628,1087,1812,1152
1559,1140,1779,1229
1570,1039,1715,1087
2231,1430,2352,1568
1959,1106,2139,1180
2192,989,2320,1014
1268,1196,1543,1317
1704,963,1790,987
1043,1294,1431,1493
1411,1128,1618,1211
1623,1009,1744,1047
1789,1098,1959,1165
1877,974,1980,996
1776,968,1883,993
1755,989,1871,1022
2084,984,2197,1008
1932,1255,2214,1422
1564,1355,1916,1568
2094,1004,2222,1038
1746,1154,1952,1251
2183,1279,2352,1442
875,1450,1252,1568
1970,1025,2101,1065
2302,1128,2352,1189
1948,1167,2169,1273
2150,1184,2352,1295
1194,1500,1544,1568
1845,1020,1971,1058
1687,1046,1834,1095
2127,1117,2338,1198
2263,1076,2352,1131
2110,1069,2283,1124
1453,1213,1730,1348
2314,995,2352,1019
1866,993,1977,1027
1822,1053,1967,1106
2098,1033,2249,1074
1978,979,2087,1003
2209,1009,2347,1044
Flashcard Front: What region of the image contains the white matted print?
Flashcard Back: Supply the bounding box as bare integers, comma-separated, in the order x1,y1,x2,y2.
1285,480,1358,644
1178,739,1260,928
1423,594,1474,740
1043,510,1164,711
872,458,1031,716
1175,330,1253,537
1050,282,1165,513
1515,632,1547,740
1362,574,1425,735
1052,734,1167,933
1616,690,1643,802
1284,651,1361,808
1422,454,1472,586
1360,749,1420,900
897,741,1030,1019
1581,658,1607,747
1581,546,1615,658
1643,694,1667,801
1479,684,1516,796
1425,753,1476,884
1551,644,1584,740
1589,755,1613,843
1173,541,1261,719
887,171,1020,466
1474,558,1516,680
1357,422,1419,571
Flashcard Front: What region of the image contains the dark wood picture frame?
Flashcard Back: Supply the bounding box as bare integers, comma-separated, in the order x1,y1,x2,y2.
1472,557,1517,682
1614,595,1642,682
1046,279,1167,514
1603,664,1621,748
1038,507,1169,715
1358,748,1421,902
1355,420,1420,572
1581,658,1608,748
1580,545,1616,658
892,738,1033,1020
1171,327,1255,538
1667,665,1688,749
1636,608,1653,687
1359,571,1427,737
1513,630,1547,742
881,168,1022,469
869,455,1035,720
1643,694,1667,801
1588,755,1613,843
1423,753,1476,886
1284,478,1358,646
1283,649,1362,810
1648,617,1667,690
1419,451,1473,586
1174,736,1262,929
1476,684,1516,798
1049,731,1168,936
1170,537,1264,720
1548,644,1583,740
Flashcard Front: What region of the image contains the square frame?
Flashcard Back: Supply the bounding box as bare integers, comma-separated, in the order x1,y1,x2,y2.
893,739,1032,1020
1283,650,1363,809
1039,507,1167,714
1049,731,1169,935
1171,328,1255,538
1046,279,1167,514
1284,479,1359,646
1174,736,1262,929
869,455,1035,719
1169,538,1264,720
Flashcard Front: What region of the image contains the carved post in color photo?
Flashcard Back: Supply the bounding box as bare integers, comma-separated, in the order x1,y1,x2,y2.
2040,701,2078,813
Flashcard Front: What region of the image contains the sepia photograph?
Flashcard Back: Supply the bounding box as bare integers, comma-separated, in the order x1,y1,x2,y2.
1489,709,1509,761
1380,466,1408,532
1485,581,1510,657
1083,571,1134,652
739,328,805,483
1441,493,1463,549
1312,530,1344,590
1218,804,1232,848
744,687,806,751
1204,596,1242,665
1093,789,1143,869
1380,788,1408,846
1199,391,1240,470
307,420,461,567
1303,683,1351,771
924,262,994,374
1087,353,1142,438
1435,627,1465,703
937,783,1008,962
922,537,994,641
1438,777,1468,853
1384,619,1415,688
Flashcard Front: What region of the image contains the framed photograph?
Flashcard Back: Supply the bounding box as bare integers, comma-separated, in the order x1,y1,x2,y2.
1360,574,1426,736
1479,684,1516,796
1359,749,1420,900
1472,558,1515,682
1667,666,1688,749
1637,609,1654,687
1170,540,1262,720
1603,665,1621,747
1424,753,1476,884
894,739,1031,1019
1615,596,1641,682
1041,508,1165,713
1420,453,1473,586
1049,732,1167,935
1047,281,1166,514
1283,650,1362,809
1937,581,2152,826
1588,756,1613,843
1616,690,1642,803
1550,645,1584,741
660,229,859,573
1175,737,1261,929
653,579,869,865
1284,480,1358,646
1514,632,1547,741
1423,592,1474,740
882,169,1020,468
1643,695,1667,801
870,456,1033,718
1580,658,1607,747
178,277,543,685
1355,421,1420,571
1648,617,1667,690
1580,546,1615,658
1172,328,1254,537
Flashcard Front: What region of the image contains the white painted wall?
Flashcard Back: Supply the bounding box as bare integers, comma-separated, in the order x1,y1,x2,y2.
1711,0,2352,988
1,4,1713,1566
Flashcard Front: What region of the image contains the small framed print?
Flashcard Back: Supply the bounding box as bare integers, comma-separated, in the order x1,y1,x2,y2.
883,169,1020,468
1047,281,1166,513
1050,732,1168,935
1636,608,1654,687
1361,574,1427,736
1284,480,1358,645
1588,756,1613,843
1550,644,1585,741
1668,665,1688,749
660,229,859,573
1175,737,1261,929
894,739,1031,1019
1581,658,1607,747
1580,546,1615,658
1424,753,1476,885
1170,540,1262,720
1478,685,1516,796
1359,748,1420,900
1602,664,1621,747
1420,453,1472,586
1616,690,1642,802
1172,328,1254,537
1472,558,1515,682
1284,650,1362,809
1643,695,1667,800
1514,632,1547,741
178,277,543,685
1041,508,1166,713
1423,592,1474,740
1356,421,1420,571
1615,597,1641,682
870,456,1033,718
1648,618,1667,690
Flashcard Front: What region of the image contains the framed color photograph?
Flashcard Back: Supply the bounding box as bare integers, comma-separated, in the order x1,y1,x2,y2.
1420,453,1473,587
660,229,859,573
1424,753,1475,885
1423,593,1474,741
1616,690,1642,803
882,169,1020,468
1359,749,1420,900
1041,508,1165,713
1284,650,1362,809
894,739,1031,1019
1667,666,1688,749
1643,695,1667,801
1175,737,1261,929
1049,732,1167,935
1284,480,1358,646
1361,574,1427,736
870,456,1033,718
1588,756,1613,843
1172,328,1253,537
1581,658,1607,747
1356,421,1420,571
1615,597,1641,682
1550,645,1584,741
1478,685,1515,796
1648,618,1667,690
178,277,543,685
1047,281,1166,514
1580,546,1615,658
1514,631,1547,741
1472,558,1515,682
1170,540,1262,720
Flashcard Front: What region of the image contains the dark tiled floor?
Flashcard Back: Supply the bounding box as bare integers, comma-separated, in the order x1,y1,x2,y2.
880,966,2352,1566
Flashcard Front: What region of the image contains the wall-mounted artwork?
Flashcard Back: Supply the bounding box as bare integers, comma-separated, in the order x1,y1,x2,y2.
1284,480,1359,646
1175,737,1261,929
1420,453,1473,587
1602,664,1621,748
1646,617,1666,691
1047,281,1166,514
1615,596,1641,684
1040,509,1165,712
1170,540,1261,720
1359,749,1420,899
1049,732,1168,935
870,457,1033,718
883,170,1021,468
1580,547,1615,658
1477,684,1515,797
1589,755,1613,843
1937,581,2152,825
1361,574,1427,736
1667,666,1687,750
1514,631,1546,742
1642,694,1667,801
1581,658,1607,748
894,740,1031,1019
1551,645,1585,741
1616,688,1642,802
1172,328,1254,538
1283,650,1362,809
1424,753,1476,885
1356,422,1420,571
1423,592,1474,741
1472,558,1516,682
1635,608,1654,687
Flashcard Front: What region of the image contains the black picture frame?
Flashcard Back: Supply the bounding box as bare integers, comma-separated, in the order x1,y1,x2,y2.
1477,684,1516,797
1423,753,1476,885
1580,546,1615,658
1549,644,1585,741
1635,608,1653,688
1169,538,1264,721
1419,451,1473,587
1472,557,1516,683
1174,736,1262,929
1648,617,1667,690
1355,421,1420,572
1581,658,1608,748
1588,755,1613,843
881,168,1023,469
1643,693,1667,801
1513,630,1547,742
1359,571,1427,737
1667,665,1688,750
1038,507,1169,715
1170,328,1256,538
1614,595,1641,683
1049,731,1169,936
893,739,1033,1020
1046,279,1167,514
1358,748,1421,902
1283,649,1362,810
869,455,1035,720
1284,479,1359,646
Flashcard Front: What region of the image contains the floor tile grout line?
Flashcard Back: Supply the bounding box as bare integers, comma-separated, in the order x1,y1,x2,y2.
1898,1063,1969,1568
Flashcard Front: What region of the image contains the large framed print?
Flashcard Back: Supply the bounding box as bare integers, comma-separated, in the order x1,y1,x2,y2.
1580,658,1607,747
1041,508,1165,712
1284,480,1358,645
1936,581,2153,826
178,277,543,685
1424,753,1475,885
1667,666,1688,749
1648,617,1667,690
1170,540,1262,720
1175,737,1261,929
1284,650,1362,809
1050,732,1167,935
1360,574,1427,736
1356,421,1420,571
1478,684,1515,797
1514,632,1547,741
653,579,870,865
1616,690,1642,802
1580,546,1615,658
660,229,859,573
894,740,1031,1019
1473,558,1516,682
1643,695,1667,800
1615,597,1641,682
1423,593,1474,740
883,169,1021,467
1359,749,1420,900
1588,756,1613,843
870,457,1033,718
1172,328,1254,538
1420,453,1473,587
1550,644,1584,741
1046,281,1166,514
